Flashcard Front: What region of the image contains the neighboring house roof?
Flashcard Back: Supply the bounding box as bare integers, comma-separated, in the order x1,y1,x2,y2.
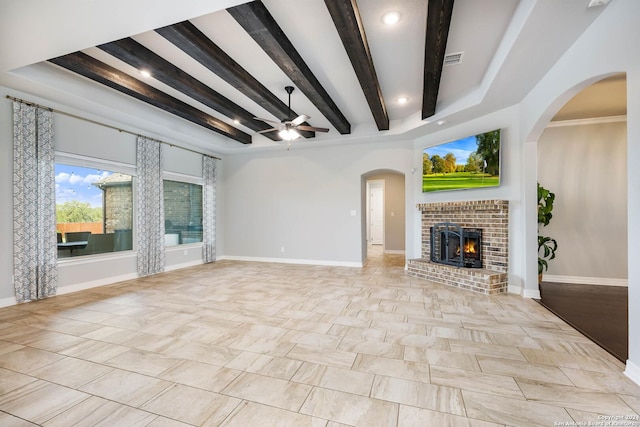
93,173,132,189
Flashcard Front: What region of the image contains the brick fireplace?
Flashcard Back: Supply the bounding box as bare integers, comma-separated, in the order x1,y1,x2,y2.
407,200,509,295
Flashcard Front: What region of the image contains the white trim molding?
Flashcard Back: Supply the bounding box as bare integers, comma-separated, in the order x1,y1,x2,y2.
57,272,139,296
0,296,18,308
219,255,363,268
543,274,628,287
547,115,626,128
522,289,541,299
384,249,406,255
164,260,203,272
625,360,640,387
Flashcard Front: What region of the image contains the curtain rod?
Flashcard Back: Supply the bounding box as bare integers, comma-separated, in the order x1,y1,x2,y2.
6,95,221,160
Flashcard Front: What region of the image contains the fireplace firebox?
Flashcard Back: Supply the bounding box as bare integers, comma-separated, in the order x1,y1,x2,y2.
430,222,482,268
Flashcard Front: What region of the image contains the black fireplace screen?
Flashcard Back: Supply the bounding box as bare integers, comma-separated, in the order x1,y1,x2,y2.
430,222,482,268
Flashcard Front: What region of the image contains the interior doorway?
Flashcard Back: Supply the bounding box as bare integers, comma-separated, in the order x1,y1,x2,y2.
361,170,406,264
366,180,384,246
536,73,628,361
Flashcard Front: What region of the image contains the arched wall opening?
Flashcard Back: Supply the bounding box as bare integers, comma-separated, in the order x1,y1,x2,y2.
539,73,627,285
522,72,627,297
360,169,406,263
521,71,631,366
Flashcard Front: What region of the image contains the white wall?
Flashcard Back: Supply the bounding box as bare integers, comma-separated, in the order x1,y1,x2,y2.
538,120,627,283
221,141,413,266
0,94,13,300
519,0,639,383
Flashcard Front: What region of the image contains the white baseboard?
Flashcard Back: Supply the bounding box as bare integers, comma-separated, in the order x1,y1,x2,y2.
56,272,139,296
0,272,139,308
507,284,521,295
384,249,406,255
0,260,205,308
521,289,541,299
164,260,204,272
625,360,640,386
219,255,363,268
543,274,628,287
0,296,18,308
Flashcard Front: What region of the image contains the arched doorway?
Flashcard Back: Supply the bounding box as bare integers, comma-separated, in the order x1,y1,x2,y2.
360,170,406,266
530,73,628,361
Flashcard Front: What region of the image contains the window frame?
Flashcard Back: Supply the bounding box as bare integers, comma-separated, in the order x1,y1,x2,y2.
162,171,204,248
55,151,137,261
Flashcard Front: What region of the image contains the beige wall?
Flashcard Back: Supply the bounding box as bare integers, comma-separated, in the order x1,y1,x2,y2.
537,120,627,282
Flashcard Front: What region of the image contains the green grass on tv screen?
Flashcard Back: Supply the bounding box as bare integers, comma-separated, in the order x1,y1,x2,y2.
422,172,499,193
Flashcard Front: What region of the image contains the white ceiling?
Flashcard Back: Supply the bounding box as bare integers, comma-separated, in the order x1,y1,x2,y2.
0,0,610,154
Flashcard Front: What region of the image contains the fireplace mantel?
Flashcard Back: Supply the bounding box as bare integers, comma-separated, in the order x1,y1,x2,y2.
408,199,509,295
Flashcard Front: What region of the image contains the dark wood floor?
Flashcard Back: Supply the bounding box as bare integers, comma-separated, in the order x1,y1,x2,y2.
537,281,628,362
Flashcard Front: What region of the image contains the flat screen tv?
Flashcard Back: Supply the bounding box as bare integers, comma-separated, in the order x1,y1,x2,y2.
422,128,501,193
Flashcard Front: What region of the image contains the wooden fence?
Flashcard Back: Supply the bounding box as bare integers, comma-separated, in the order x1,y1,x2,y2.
57,222,103,236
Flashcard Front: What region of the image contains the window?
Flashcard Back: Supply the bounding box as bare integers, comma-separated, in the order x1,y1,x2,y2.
55,157,134,258
163,180,203,246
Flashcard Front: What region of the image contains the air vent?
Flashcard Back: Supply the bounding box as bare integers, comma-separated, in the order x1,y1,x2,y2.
443,51,464,66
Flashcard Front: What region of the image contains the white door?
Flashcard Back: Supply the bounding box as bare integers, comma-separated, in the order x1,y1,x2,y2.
369,181,384,245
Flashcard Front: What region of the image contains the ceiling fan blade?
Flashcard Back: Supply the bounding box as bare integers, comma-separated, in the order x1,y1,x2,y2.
253,117,282,125
296,125,329,133
291,114,310,126
256,128,279,134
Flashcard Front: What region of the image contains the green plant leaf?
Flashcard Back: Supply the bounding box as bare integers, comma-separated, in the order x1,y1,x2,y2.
538,182,558,273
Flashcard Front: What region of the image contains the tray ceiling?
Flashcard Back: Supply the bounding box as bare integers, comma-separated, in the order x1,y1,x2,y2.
0,0,608,153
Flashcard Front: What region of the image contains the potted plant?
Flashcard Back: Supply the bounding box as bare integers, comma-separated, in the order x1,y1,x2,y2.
538,182,558,282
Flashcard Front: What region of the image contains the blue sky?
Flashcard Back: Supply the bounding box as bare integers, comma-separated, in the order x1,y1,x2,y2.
423,135,477,165
55,164,111,207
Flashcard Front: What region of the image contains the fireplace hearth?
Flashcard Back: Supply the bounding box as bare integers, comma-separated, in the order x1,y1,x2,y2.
407,200,509,295
431,223,482,268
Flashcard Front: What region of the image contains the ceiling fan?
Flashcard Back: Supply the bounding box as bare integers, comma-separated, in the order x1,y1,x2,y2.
254,86,329,142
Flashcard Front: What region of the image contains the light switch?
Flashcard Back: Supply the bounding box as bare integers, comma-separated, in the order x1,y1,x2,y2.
350,210,357,216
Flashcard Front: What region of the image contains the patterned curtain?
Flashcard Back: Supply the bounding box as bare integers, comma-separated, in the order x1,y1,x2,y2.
13,101,57,302
136,136,165,276
202,156,217,263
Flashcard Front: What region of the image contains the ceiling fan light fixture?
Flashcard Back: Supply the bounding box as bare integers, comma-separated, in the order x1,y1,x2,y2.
279,128,300,141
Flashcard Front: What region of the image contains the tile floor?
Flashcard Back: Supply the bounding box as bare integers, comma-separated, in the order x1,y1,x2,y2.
0,247,638,426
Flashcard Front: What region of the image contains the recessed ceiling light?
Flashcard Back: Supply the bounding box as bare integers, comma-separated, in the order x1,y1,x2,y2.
396,97,408,104
233,119,240,125
139,70,151,78
382,11,401,25
437,120,446,126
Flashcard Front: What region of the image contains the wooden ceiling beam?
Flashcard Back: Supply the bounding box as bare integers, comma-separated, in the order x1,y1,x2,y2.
156,20,314,139
422,0,455,119
324,0,388,131
227,1,351,135
98,37,280,141
49,52,252,144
